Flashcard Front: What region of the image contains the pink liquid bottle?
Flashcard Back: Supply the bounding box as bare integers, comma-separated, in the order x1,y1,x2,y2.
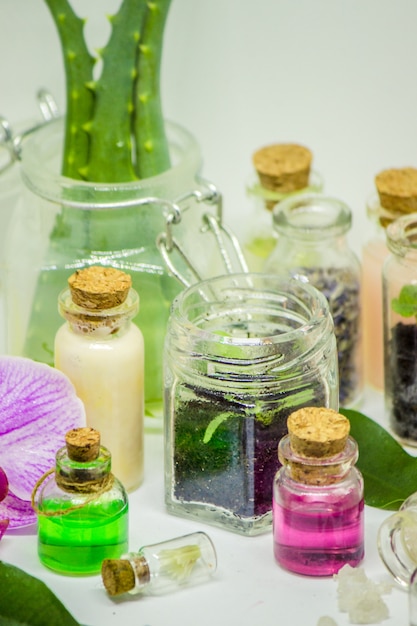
273,407,364,576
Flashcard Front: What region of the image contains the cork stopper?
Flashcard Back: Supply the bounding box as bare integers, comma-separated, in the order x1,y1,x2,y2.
65,427,101,462
102,556,150,596
287,407,350,459
68,266,132,311
253,143,312,198
101,559,136,596
375,167,417,216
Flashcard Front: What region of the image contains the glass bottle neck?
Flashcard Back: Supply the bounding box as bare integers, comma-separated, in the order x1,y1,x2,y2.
272,193,352,241
386,214,417,261
55,445,112,492
58,287,139,337
278,435,358,485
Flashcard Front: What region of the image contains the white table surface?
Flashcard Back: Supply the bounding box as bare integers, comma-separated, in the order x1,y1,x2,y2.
1,387,410,626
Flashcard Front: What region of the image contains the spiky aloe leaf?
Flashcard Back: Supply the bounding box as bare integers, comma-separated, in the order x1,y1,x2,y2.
43,0,95,178
82,0,147,182
134,0,172,177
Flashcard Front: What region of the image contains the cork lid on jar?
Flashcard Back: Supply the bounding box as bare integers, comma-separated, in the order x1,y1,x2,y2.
375,167,417,215
68,266,132,311
252,143,312,195
287,406,350,459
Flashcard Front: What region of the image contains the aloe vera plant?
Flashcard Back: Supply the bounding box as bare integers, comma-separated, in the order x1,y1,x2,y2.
20,1,182,417
44,0,171,182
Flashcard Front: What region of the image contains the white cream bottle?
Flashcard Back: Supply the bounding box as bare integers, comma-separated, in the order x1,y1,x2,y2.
54,266,144,492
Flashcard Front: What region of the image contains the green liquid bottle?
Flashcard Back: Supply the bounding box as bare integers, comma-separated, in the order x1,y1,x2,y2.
34,427,129,576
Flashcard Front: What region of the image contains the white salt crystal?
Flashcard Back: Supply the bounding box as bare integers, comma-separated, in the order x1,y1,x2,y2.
333,564,392,624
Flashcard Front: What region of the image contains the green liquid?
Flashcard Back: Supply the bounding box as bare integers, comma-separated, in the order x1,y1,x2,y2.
38,500,128,575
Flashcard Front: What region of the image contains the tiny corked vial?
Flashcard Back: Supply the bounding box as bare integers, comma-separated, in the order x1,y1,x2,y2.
54,265,144,491
264,193,362,407
242,143,323,271
101,532,217,597
363,167,417,391
273,407,364,577
34,427,129,576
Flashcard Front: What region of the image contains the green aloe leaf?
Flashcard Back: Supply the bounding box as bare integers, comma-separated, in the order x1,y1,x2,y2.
341,409,417,511
0,562,80,625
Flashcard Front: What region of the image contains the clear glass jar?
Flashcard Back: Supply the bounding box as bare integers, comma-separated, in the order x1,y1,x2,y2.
34,427,129,576
55,275,144,492
163,273,338,536
383,214,417,444
0,128,25,355
102,532,217,597
242,170,323,272
3,117,217,427
362,193,404,391
264,193,362,408
378,491,417,588
411,569,417,625
273,416,364,576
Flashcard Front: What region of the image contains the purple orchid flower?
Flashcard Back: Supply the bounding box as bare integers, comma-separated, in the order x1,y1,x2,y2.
0,356,85,530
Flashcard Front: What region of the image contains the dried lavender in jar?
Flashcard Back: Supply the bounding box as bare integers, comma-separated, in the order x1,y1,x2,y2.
265,193,363,407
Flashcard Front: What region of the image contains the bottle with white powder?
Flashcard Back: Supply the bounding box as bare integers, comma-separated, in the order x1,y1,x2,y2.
54,266,144,491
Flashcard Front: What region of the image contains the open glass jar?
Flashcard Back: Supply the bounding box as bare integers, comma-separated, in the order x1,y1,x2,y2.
163,273,338,536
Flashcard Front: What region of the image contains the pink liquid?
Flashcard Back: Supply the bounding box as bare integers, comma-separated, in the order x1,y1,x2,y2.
273,493,364,576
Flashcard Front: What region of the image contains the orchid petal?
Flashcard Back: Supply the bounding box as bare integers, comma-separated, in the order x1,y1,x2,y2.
0,467,8,501
0,490,35,529
0,356,85,501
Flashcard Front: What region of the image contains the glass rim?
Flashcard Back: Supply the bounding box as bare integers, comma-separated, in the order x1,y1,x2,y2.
19,117,202,209
170,273,333,347
271,193,352,239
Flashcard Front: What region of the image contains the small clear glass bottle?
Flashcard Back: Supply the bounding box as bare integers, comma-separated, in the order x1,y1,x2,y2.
34,427,129,576
164,273,338,536
264,193,362,407
242,143,323,271
383,214,417,444
378,491,417,588
55,266,144,491
273,407,364,576
101,531,217,597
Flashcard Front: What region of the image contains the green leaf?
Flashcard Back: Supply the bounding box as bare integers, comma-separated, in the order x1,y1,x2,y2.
0,562,80,626
203,412,233,443
341,409,417,510
391,283,417,318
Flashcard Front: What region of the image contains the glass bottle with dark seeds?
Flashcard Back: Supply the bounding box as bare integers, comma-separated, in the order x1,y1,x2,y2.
163,273,338,536
383,214,417,444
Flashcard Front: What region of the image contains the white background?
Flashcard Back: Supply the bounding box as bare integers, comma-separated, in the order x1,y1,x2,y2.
2,0,417,255
2,2,417,624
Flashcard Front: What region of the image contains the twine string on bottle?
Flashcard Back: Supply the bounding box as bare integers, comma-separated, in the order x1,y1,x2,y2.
31,468,115,517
